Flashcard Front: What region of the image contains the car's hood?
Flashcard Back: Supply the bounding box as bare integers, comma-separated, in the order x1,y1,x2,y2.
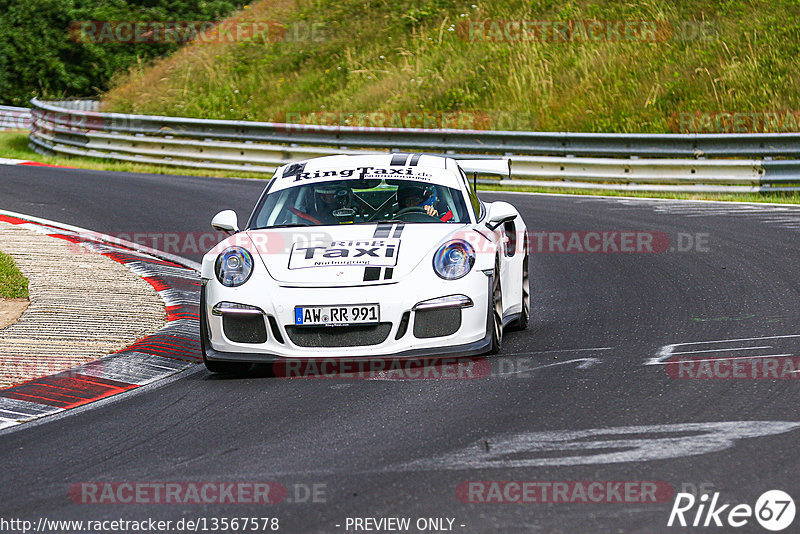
248,223,469,286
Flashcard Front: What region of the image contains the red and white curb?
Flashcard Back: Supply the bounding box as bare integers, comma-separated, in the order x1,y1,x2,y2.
0,157,70,168
0,211,201,430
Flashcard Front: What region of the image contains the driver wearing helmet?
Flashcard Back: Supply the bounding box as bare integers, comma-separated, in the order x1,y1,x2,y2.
396,183,453,221
288,183,351,225
311,184,351,224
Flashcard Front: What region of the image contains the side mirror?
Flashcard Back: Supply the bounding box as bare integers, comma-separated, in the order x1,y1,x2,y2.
211,210,239,234
485,202,517,231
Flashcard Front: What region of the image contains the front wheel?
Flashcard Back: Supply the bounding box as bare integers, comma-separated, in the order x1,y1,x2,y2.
489,260,503,354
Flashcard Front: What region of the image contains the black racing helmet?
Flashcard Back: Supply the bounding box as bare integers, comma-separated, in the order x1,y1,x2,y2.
314,183,350,212
396,182,435,208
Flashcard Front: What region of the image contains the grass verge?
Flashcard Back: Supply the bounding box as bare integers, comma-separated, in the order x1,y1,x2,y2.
0,252,28,299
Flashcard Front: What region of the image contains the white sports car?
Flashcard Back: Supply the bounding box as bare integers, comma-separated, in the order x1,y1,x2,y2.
200,153,529,373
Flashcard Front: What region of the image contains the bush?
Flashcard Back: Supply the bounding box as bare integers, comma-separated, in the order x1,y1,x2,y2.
0,0,245,106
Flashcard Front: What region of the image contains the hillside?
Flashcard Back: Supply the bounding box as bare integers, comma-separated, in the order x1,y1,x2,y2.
102,0,800,133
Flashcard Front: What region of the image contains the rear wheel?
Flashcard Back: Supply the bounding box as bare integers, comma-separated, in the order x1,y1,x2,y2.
489,259,503,354
514,248,530,331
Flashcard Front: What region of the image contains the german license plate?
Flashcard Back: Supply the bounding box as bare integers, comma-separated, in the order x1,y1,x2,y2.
294,304,380,326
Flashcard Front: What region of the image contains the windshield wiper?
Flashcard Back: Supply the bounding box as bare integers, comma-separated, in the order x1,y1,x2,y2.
361,219,404,225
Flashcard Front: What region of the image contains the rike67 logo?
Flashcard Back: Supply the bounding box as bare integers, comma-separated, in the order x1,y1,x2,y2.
668,490,795,531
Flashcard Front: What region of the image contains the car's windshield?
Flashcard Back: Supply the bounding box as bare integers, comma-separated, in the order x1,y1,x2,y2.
250,178,471,229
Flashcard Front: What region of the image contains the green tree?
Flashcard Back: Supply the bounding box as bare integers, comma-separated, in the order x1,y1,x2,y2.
0,0,244,106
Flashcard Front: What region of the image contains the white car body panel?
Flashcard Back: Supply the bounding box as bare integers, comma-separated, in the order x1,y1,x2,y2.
247,223,477,285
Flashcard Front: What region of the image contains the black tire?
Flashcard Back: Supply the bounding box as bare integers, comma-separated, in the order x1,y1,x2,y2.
200,286,251,375
489,259,503,354
514,248,530,331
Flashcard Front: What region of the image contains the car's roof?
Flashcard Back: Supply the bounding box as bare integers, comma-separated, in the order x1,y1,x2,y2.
270,154,464,193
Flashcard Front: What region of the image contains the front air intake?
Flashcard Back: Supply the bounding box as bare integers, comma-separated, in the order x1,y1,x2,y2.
285,323,392,347
413,308,461,339
223,315,268,344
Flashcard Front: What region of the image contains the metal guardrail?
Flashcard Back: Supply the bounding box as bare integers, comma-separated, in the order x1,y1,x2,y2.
26,98,800,192
0,105,32,131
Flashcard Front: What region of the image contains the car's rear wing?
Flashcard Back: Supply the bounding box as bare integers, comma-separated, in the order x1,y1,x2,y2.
456,158,511,180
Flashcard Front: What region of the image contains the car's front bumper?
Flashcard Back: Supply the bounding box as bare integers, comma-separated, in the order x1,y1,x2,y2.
201,270,492,362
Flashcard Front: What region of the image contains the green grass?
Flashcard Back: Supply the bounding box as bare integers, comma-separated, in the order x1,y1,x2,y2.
0,252,28,299
102,0,800,133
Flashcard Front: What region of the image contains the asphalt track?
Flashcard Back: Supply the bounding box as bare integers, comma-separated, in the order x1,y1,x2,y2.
2,164,800,533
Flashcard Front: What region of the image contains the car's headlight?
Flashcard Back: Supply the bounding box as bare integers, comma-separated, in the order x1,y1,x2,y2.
215,247,254,287
433,240,475,280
